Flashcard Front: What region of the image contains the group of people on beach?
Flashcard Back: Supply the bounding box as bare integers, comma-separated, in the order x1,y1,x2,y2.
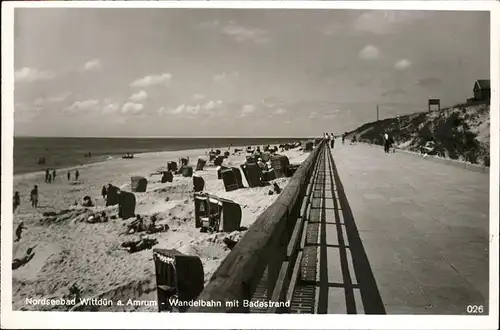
44,168,80,183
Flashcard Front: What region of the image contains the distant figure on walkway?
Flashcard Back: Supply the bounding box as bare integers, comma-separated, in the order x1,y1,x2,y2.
342,134,346,145
47,173,52,184
45,169,50,183
384,133,390,153
67,171,71,181
52,169,57,181
88,152,92,158
75,170,80,181
13,191,20,212
330,133,335,148
15,221,26,242
30,185,39,208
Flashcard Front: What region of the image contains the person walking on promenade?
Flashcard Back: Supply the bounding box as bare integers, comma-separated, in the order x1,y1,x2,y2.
52,169,57,181
30,185,39,208
13,191,21,212
45,169,50,183
75,169,80,181
384,132,390,153
330,133,335,149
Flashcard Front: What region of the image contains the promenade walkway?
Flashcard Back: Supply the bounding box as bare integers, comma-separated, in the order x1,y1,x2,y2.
290,141,489,315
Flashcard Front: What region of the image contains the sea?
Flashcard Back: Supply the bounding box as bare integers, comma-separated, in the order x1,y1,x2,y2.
13,137,308,175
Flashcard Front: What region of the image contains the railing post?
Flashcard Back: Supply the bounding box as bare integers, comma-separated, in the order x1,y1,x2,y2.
266,211,288,299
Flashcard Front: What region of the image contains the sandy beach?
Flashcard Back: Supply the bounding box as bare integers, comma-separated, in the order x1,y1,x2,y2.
10,145,309,312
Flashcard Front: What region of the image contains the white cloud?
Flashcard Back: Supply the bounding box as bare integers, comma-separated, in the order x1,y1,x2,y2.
122,102,144,114
130,73,172,88
241,104,256,116
15,67,55,83
102,103,119,114
395,59,412,70
168,100,223,116
203,100,223,111
272,108,288,115
222,24,269,44
66,99,100,112
213,71,239,83
34,93,70,106
359,45,380,60
83,59,102,72
193,94,206,100
129,90,148,102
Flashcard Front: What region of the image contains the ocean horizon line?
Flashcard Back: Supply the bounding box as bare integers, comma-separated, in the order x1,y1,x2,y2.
14,135,316,139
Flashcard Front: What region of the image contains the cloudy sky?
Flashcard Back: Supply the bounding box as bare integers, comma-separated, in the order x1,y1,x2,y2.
14,8,489,137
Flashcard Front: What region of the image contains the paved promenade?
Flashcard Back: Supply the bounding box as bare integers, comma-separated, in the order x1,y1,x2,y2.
321,141,490,315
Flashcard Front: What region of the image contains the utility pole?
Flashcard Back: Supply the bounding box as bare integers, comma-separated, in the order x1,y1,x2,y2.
376,105,379,121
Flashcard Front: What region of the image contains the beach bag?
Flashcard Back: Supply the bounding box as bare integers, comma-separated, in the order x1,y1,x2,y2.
182,166,193,177
161,171,173,183
284,164,300,177
118,191,136,220
262,168,277,182
106,185,120,206
167,161,178,172
193,176,205,192
270,155,290,178
196,158,207,171
221,168,239,192
214,156,224,166
153,248,204,312
241,163,262,188
131,176,148,192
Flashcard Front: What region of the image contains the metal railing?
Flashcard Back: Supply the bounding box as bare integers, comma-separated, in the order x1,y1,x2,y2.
188,140,327,313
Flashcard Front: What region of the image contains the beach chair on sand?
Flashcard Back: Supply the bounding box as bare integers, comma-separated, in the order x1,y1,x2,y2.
153,249,204,312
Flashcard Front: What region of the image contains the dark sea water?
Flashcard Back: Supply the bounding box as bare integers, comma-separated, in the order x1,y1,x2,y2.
13,137,307,175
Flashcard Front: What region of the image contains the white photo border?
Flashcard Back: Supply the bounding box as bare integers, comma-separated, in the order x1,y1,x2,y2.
1,1,499,329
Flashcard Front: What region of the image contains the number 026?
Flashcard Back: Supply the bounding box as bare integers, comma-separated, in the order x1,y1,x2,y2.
466,305,484,314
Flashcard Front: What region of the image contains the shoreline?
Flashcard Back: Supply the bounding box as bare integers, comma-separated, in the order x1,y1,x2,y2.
13,143,263,179
13,139,307,177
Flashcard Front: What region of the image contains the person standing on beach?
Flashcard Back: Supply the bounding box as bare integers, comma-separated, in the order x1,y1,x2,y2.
52,169,57,181
342,134,345,145
45,169,50,183
101,185,107,201
13,191,20,212
330,133,335,149
75,170,80,181
47,172,52,184
67,171,71,181
15,221,26,242
30,185,39,208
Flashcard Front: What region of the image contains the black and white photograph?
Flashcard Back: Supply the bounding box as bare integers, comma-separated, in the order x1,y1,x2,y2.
1,1,498,329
